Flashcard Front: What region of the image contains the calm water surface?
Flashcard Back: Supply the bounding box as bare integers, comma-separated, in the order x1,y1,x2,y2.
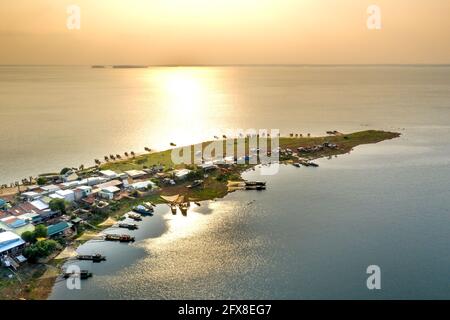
0,66,448,299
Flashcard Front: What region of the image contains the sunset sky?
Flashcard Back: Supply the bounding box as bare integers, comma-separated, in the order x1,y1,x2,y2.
1,0,449,65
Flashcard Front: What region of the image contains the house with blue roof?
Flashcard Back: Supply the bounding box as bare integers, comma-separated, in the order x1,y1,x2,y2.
47,221,73,238
0,198,7,210
0,231,25,256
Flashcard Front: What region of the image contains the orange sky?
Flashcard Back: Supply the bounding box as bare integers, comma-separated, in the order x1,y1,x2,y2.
1,0,449,65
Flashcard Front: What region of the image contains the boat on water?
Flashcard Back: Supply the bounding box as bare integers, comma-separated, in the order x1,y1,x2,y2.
194,202,201,206
118,222,138,230
105,234,135,242
303,161,319,167
128,212,143,221
63,270,93,279
170,204,177,215
293,162,301,168
132,205,153,215
244,181,266,187
76,254,106,263
245,185,266,191
179,203,189,215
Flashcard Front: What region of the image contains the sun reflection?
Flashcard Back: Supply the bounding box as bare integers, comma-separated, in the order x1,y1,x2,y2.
144,67,229,148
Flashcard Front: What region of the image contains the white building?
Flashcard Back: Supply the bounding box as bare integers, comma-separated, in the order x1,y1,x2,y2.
128,180,156,191
174,169,191,180
40,184,60,195
21,191,42,201
30,199,49,211
74,186,92,201
99,186,121,200
125,170,147,179
99,170,118,180
0,231,26,256
54,190,75,202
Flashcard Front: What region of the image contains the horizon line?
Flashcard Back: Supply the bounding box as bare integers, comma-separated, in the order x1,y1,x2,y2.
1,63,450,68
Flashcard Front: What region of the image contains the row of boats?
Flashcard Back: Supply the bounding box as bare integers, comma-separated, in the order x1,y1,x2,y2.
293,161,319,168
62,202,157,279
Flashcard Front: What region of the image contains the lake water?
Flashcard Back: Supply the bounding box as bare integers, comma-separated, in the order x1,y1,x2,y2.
0,66,449,299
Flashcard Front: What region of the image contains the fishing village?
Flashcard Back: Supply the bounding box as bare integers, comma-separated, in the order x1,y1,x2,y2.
0,130,399,299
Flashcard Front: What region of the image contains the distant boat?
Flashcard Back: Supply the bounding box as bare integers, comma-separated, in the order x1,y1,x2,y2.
170,204,177,215
105,234,135,242
112,65,148,69
91,65,105,68
132,205,153,215
76,254,106,263
293,163,301,168
128,212,143,221
63,270,92,279
118,223,138,230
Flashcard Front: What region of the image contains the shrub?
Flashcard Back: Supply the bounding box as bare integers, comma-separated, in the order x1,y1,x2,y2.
23,240,60,262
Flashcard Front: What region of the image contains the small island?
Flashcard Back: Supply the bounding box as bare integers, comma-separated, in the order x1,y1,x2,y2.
0,130,399,299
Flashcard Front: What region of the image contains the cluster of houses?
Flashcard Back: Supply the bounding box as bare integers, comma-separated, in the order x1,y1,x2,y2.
297,142,338,154
0,167,164,267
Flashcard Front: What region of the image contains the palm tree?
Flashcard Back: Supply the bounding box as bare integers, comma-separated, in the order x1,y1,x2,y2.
124,152,129,157
131,151,135,158
116,154,121,159
95,159,101,165
290,133,294,137
307,133,311,137
79,164,84,171
104,156,109,162
222,135,227,139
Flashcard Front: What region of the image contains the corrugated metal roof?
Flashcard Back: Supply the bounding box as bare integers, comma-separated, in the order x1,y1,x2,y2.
47,221,72,236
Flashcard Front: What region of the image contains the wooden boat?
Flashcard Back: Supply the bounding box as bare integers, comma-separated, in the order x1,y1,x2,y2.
194,202,201,206
76,254,106,263
63,270,93,279
245,185,266,191
118,223,138,230
293,163,301,168
105,234,135,242
132,205,153,216
128,212,143,221
244,181,266,187
170,204,177,215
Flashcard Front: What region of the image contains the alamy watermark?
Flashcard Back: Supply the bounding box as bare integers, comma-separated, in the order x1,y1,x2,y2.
367,5,382,30
66,4,81,30
366,265,381,290
171,129,280,176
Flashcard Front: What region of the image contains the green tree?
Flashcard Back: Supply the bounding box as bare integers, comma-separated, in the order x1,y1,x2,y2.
60,167,71,175
23,240,60,263
34,224,48,238
49,198,67,214
36,177,47,186
21,231,36,243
